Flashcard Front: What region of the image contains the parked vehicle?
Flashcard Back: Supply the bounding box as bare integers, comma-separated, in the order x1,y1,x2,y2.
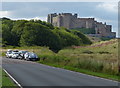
6,49,13,58
24,52,39,61
19,51,28,59
11,52,22,59
6,49,21,59
6,49,39,61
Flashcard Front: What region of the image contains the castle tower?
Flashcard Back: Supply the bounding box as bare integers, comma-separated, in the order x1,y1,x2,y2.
47,13,57,24
74,13,78,18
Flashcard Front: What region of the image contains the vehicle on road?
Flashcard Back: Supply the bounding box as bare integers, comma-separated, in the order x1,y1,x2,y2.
24,52,39,61
6,49,13,58
19,50,28,59
11,52,22,59
6,49,21,59
6,50,39,61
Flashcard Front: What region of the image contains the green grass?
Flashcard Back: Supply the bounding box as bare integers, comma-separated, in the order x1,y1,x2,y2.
2,69,16,87
0,69,2,87
38,62,119,81
57,39,118,75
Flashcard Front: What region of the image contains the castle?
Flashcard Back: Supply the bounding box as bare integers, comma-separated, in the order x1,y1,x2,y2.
47,13,116,38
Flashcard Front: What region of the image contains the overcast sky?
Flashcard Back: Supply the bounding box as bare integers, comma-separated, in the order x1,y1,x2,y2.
1,2,118,37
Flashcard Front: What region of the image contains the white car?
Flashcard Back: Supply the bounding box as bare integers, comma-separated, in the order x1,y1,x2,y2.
24,52,39,61
6,49,13,58
11,52,21,59
9,50,21,59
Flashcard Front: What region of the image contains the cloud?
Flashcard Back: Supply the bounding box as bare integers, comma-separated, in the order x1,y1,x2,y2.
95,17,113,23
30,17,47,21
2,2,50,18
0,11,11,17
11,16,47,21
81,16,112,23
97,2,118,13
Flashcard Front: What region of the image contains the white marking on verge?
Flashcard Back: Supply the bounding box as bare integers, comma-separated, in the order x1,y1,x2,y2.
3,69,22,88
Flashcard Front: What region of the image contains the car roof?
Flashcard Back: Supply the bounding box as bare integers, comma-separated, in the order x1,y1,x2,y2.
7,49,12,51
27,52,36,54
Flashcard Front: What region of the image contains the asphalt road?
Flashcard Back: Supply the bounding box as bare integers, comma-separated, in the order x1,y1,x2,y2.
2,57,119,87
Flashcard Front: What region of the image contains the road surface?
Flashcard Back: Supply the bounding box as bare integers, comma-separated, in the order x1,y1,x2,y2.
2,57,119,87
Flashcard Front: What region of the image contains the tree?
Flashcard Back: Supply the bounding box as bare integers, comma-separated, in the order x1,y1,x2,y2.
53,28,83,47
2,17,92,52
2,19,17,45
30,20,54,29
2,24,13,45
70,30,92,44
11,20,28,45
20,22,62,52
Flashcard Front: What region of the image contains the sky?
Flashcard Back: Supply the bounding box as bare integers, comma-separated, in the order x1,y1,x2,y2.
0,2,119,37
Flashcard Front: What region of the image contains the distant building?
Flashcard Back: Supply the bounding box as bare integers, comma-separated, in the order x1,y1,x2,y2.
47,13,116,38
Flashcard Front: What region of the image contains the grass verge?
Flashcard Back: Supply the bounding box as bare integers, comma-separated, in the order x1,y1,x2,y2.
38,61,120,82
2,69,16,87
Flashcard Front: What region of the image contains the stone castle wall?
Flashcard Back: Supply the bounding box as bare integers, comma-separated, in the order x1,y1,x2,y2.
47,13,116,38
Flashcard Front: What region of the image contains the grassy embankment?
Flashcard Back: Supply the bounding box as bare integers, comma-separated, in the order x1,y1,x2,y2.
1,69,16,87
0,53,16,87
2,39,119,81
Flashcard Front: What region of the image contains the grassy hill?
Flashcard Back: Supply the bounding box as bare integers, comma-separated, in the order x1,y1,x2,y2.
58,39,118,73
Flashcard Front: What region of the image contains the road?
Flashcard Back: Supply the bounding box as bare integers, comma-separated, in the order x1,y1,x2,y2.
2,57,119,87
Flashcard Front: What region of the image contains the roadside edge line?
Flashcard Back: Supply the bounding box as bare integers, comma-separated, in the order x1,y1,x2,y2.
39,63,119,83
3,69,22,88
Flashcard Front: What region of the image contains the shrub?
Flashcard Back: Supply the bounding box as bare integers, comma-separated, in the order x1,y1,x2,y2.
53,28,83,47
83,50,94,54
20,22,62,52
98,51,110,54
71,28,96,34
70,30,92,44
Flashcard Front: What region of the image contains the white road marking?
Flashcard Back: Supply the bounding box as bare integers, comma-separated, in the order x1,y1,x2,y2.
3,69,22,88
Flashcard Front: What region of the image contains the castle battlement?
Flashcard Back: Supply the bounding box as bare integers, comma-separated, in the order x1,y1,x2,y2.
47,13,116,38
60,13,72,15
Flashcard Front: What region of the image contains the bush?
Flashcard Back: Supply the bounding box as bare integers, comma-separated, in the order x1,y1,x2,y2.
20,22,62,52
53,28,83,47
83,50,94,54
98,51,110,54
70,30,92,44
71,28,96,34
100,37,112,41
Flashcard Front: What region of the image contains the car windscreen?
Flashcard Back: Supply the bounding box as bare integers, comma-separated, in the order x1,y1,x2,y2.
20,51,28,54
13,52,19,54
7,51,12,53
29,53,37,57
